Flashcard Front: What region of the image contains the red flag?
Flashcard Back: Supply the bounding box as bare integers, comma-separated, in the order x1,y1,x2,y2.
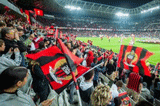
117,45,154,77
34,8,44,16
118,92,131,106
57,38,85,93
55,29,59,39
25,10,31,24
57,39,83,68
26,46,89,94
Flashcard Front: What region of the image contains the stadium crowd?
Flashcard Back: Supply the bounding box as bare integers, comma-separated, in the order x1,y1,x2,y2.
0,11,160,106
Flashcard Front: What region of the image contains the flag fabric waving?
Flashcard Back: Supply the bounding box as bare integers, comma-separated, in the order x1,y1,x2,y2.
26,46,89,94
117,45,154,77
57,38,83,72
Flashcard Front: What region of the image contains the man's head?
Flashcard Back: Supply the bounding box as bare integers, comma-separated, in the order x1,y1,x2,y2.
29,33,35,40
16,26,24,36
0,39,5,51
142,82,147,88
115,80,123,90
0,22,6,28
1,27,15,40
93,57,98,64
109,59,114,64
84,70,94,81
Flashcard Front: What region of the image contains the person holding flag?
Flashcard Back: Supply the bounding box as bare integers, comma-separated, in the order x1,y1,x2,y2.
116,44,154,102
126,72,143,103
117,45,154,77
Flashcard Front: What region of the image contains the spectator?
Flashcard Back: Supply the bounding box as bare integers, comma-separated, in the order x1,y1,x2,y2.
0,21,6,38
141,82,154,103
110,80,123,105
39,41,45,50
0,39,21,74
24,33,35,52
28,59,50,103
86,50,94,67
154,77,160,100
90,71,118,106
0,66,53,106
1,27,27,58
33,33,44,49
126,72,143,102
91,57,106,87
79,70,94,105
91,84,112,106
106,59,116,75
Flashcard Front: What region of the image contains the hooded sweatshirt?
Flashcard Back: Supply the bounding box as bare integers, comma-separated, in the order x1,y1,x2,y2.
0,90,35,106
79,78,94,104
0,52,22,74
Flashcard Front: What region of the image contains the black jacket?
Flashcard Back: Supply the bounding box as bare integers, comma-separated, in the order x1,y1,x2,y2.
79,85,94,104
2,38,27,54
30,64,50,93
106,63,116,75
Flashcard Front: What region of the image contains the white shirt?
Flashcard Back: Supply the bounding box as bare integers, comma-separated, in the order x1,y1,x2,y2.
110,84,119,99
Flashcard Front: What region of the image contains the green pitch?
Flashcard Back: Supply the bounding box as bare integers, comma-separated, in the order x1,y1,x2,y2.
77,37,160,65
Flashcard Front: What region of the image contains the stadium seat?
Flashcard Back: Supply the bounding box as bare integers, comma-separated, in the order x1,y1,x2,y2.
155,99,160,106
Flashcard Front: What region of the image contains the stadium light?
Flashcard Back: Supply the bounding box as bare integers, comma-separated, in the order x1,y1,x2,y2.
141,6,159,13
65,5,81,10
116,12,129,16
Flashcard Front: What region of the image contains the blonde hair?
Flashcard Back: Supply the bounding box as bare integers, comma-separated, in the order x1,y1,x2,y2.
28,60,40,72
91,84,112,106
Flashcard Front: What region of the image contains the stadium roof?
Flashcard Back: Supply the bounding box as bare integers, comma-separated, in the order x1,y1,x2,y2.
84,0,152,9
14,0,160,17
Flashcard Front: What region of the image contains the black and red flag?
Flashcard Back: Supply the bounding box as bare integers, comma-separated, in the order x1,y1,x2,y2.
26,46,89,94
117,45,154,77
118,92,131,106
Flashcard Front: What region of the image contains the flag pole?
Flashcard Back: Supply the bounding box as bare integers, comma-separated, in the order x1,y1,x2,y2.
69,62,104,86
153,62,159,73
116,35,123,71
114,35,123,79
70,62,104,106
81,62,104,77
55,26,58,41
70,71,82,106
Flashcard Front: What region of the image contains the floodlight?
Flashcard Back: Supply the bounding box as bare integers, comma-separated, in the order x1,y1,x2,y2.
64,5,81,10
116,12,129,16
